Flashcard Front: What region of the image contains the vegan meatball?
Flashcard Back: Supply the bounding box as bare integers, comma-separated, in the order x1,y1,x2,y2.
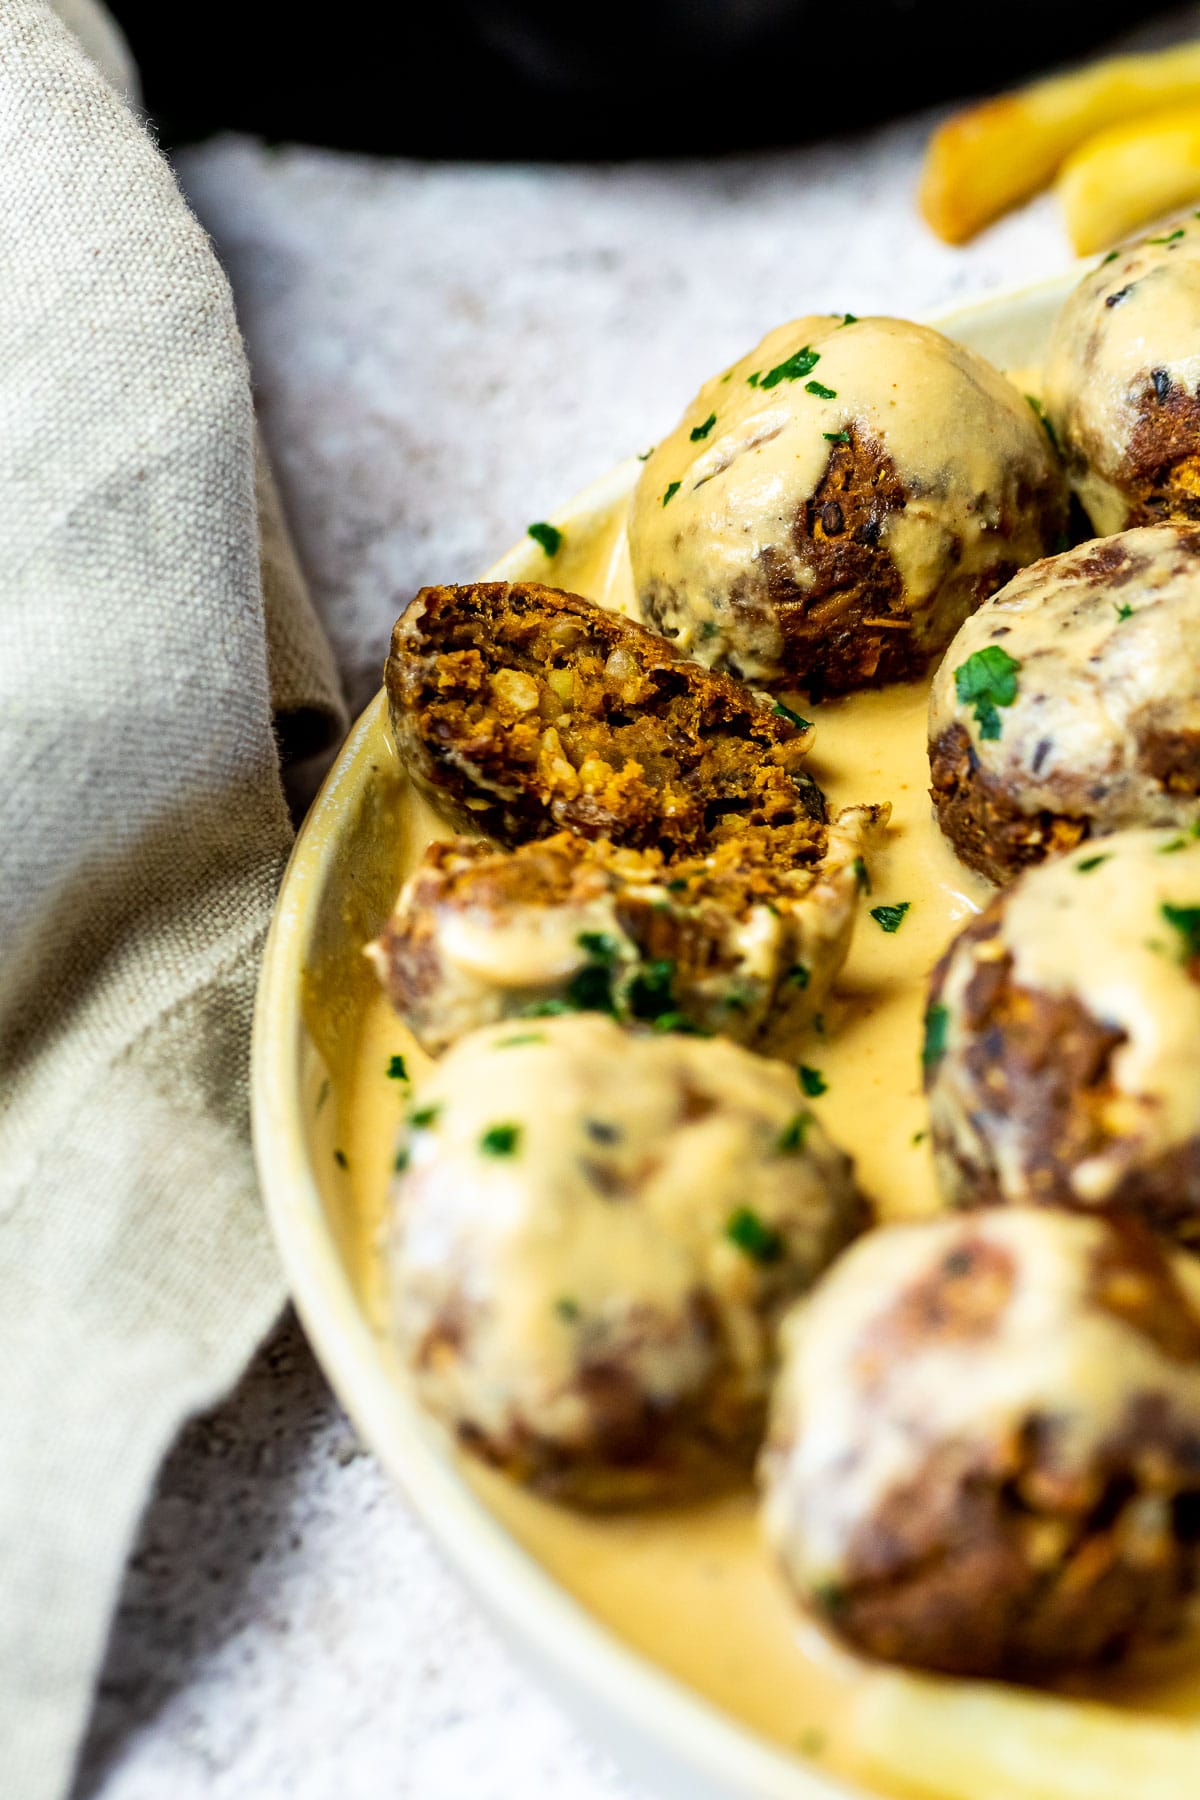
368,806,886,1058
629,314,1067,696
930,525,1200,884
385,580,824,856
925,828,1200,1244
761,1208,1200,1679
1044,218,1200,535
390,1013,865,1506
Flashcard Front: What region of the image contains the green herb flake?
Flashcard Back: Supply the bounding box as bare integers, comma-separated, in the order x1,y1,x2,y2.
839,312,857,326
519,997,576,1018
1100,249,1119,265
870,901,910,933
823,429,851,443
651,1010,708,1036
1161,902,1200,960
1148,228,1186,245
759,345,819,389
1024,393,1059,452
1160,838,1188,855
776,1111,813,1154
629,958,678,1023
912,1129,927,1146
333,1148,348,1170
954,644,1020,740
773,698,813,731
315,1077,330,1114
690,411,717,443
1114,601,1136,622
798,1065,827,1097
480,1123,521,1157
577,931,618,962
788,963,810,989
853,856,871,895
527,520,562,557
725,1206,784,1263
1076,853,1111,872
409,1104,441,1130
813,1581,847,1616
497,1032,546,1048
805,379,837,400
394,1147,409,1174
812,1012,826,1036
662,480,682,507
555,1297,581,1323
922,1002,950,1067
386,1054,409,1081
636,446,655,461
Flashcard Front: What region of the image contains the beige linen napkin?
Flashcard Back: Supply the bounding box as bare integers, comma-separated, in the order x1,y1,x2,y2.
0,5,346,1796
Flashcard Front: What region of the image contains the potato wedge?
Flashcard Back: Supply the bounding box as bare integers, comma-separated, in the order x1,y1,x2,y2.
1059,107,1200,253
853,1670,1200,1800
919,40,1200,245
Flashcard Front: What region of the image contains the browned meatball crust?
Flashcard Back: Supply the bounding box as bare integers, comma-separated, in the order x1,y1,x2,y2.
925,830,1200,1247
761,1209,1200,1679
368,806,885,1057
385,581,824,856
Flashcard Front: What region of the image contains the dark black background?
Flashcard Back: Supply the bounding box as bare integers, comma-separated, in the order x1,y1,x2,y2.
108,1,1172,158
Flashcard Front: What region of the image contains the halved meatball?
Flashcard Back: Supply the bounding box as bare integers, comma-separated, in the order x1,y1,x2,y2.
385,580,823,855
1044,218,1200,535
924,829,1200,1245
629,314,1067,696
929,525,1200,884
389,1013,866,1507
367,806,887,1058
761,1208,1200,1679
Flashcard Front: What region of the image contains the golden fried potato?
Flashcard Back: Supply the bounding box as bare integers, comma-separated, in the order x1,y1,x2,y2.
919,41,1200,244
1059,108,1200,254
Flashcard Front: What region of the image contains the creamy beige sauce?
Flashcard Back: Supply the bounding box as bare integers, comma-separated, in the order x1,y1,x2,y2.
322,514,1200,1793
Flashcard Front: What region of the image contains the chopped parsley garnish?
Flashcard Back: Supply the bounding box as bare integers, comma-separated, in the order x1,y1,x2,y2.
813,1581,847,1616
636,446,655,461
578,931,618,961
333,1148,348,1169
776,1111,813,1154
480,1123,521,1157
497,1032,546,1047
1159,825,1200,854
666,876,689,892
1115,601,1135,621
839,313,857,326
773,698,812,730
853,856,871,894
798,1065,827,1096
823,429,850,444
409,1104,441,1129
690,411,717,442
394,1147,409,1174
922,1002,949,1066
1148,228,1186,245
870,901,910,933
662,481,682,507
1076,853,1111,872
1024,393,1059,452
805,379,837,400
555,1297,581,1323
954,644,1020,740
527,520,562,557
519,997,575,1018
912,1129,927,1146
759,345,820,389
315,1077,330,1114
651,1011,708,1036
386,1054,409,1081
725,1206,784,1263
628,957,678,1022
788,963,810,989
1100,249,1119,265
812,1012,826,1036
747,371,761,387
1161,902,1200,960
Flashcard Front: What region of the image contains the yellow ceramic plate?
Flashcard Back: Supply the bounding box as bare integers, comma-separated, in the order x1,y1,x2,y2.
252,269,1200,1799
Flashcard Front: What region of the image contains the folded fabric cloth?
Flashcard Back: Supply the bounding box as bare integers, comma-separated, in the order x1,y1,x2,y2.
0,6,346,1796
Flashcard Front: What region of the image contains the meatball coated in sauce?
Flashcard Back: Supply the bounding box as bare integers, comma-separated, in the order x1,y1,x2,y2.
385,580,823,857
629,315,1067,697
389,1014,865,1507
929,526,1200,884
925,830,1200,1244
1044,219,1200,536
761,1209,1200,1679
368,806,886,1058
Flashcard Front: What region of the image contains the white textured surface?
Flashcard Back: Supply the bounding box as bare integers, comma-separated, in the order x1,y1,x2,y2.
66,113,1109,1800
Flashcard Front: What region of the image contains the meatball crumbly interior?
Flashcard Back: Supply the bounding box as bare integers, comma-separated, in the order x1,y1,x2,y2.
629,314,1066,696
367,805,887,1058
760,1209,1200,1679
390,1013,866,1507
929,526,1200,884
925,829,1200,1243
1044,220,1200,535
385,580,823,856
